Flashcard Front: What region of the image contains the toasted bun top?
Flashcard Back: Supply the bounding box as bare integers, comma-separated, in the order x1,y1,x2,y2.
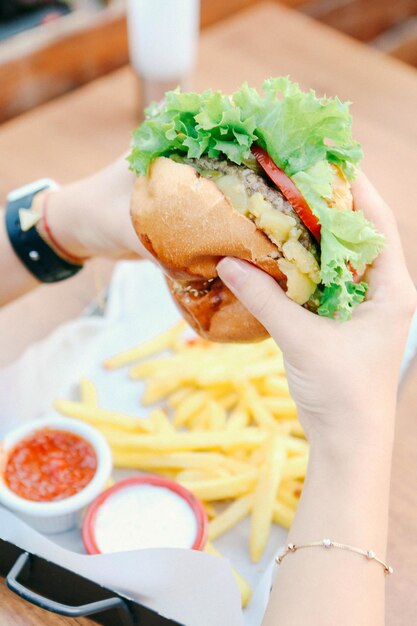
131,157,288,341
130,157,286,284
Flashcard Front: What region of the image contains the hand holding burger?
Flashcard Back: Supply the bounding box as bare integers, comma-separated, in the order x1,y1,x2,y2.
129,78,384,341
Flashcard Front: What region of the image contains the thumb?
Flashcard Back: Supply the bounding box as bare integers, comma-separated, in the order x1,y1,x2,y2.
216,257,309,350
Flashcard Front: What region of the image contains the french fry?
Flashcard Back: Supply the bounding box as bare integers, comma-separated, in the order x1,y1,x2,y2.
79,378,98,406
277,420,305,438
259,337,282,356
226,403,249,431
195,346,276,385
143,352,216,386
248,446,265,467
250,436,285,562
278,421,294,436
216,392,238,410
219,456,255,475
203,501,217,519
54,401,154,433
291,479,303,498
282,436,309,456
189,411,210,431
150,409,175,434
258,375,290,396
230,448,250,462
263,397,297,419
101,427,266,452
289,421,305,438
240,382,277,429
196,365,240,385
153,469,178,480
240,356,285,379
131,352,206,380
208,494,253,540
173,391,209,428
204,542,252,608
206,400,227,430
141,378,184,405
103,321,186,369
129,356,177,379
111,451,247,471
167,386,193,408
176,468,225,483
282,455,308,479
273,500,296,529
181,472,257,501
277,482,300,510
202,382,236,397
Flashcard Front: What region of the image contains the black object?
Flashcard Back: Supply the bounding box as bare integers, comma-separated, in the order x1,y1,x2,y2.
0,538,185,626
5,185,83,284
0,2,71,40
0,1,70,20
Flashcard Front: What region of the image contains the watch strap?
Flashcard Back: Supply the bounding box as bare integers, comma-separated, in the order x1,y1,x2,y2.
5,185,83,284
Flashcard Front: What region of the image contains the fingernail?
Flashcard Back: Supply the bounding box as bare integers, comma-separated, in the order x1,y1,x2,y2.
217,257,250,289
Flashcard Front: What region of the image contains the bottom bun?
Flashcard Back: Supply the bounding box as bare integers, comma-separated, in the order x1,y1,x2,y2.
167,277,269,342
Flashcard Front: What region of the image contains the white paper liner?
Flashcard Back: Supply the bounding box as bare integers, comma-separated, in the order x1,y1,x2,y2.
0,507,242,625
0,262,289,626
1,260,415,625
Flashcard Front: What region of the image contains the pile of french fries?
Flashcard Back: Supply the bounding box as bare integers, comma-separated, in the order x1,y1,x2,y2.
55,321,307,607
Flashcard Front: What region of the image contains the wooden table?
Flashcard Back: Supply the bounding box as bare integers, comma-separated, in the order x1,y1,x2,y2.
0,2,416,624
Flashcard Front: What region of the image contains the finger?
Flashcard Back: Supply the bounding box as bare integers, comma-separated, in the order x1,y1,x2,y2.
216,257,313,351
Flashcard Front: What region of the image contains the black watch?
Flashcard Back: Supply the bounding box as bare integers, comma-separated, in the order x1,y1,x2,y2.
5,179,83,284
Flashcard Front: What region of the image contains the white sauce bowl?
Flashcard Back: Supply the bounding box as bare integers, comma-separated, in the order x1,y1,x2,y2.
83,475,208,554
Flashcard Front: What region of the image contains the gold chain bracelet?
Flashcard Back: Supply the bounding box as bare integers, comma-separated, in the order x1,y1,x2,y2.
276,538,393,575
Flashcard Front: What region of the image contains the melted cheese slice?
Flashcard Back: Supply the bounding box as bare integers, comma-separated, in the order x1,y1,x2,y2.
215,174,320,305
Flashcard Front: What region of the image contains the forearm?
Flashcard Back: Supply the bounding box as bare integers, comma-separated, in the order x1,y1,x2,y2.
0,160,148,308
262,412,394,626
44,162,147,262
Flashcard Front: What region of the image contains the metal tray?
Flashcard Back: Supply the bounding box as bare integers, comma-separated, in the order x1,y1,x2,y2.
0,538,184,626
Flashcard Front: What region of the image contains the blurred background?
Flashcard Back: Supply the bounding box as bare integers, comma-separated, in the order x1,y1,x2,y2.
1,0,417,123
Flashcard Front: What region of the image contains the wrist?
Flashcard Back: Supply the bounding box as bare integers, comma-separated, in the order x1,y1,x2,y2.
300,394,397,455
34,164,148,261
307,407,395,475
289,435,393,557
33,187,92,262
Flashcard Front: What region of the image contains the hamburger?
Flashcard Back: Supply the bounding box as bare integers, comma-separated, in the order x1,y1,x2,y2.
128,77,384,341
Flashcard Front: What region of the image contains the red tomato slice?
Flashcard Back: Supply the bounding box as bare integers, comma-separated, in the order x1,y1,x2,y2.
347,261,363,284
251,145,321,241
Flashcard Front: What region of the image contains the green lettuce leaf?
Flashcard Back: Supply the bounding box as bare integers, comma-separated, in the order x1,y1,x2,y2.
128,77,383,320
293,161,384,319
234,77,363,179
128,88,258,176
318,280,368,321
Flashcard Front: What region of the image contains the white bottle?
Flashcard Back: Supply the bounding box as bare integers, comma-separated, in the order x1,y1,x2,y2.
127,0,200,109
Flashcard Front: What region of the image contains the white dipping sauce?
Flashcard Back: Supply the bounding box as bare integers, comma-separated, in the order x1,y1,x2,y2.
94,485,198,553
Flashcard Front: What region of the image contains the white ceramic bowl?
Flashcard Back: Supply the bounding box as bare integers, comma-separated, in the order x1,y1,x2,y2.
0,416,112,534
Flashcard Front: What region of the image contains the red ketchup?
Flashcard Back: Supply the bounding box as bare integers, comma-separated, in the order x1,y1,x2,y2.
5,429,97,502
